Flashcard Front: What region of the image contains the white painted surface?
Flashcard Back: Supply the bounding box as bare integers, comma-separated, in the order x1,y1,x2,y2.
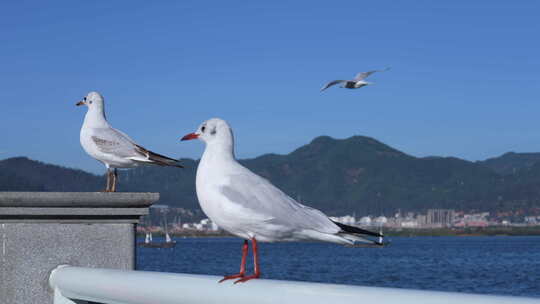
50,266,540,304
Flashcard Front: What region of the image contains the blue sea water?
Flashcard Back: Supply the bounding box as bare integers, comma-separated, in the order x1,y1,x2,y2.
137,236,540,298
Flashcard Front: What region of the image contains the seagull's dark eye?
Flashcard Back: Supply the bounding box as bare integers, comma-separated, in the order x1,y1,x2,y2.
83,97,87,101
89,100,93,104
201,126,206,132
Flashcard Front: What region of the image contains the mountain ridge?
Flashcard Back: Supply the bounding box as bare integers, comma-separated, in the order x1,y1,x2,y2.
478,152,540,175
2,135,540,215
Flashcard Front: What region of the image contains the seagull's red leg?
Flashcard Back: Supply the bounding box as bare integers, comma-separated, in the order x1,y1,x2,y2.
234,238,260,283
219,240,248,283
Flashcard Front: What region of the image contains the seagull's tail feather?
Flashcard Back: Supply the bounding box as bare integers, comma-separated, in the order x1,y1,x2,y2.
134,145,184,168
332,221,385,246
147,150,184,168
333,221,383,237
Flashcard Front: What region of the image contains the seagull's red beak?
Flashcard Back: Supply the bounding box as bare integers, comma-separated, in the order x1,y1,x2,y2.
181,133,199,141
76,101,85,106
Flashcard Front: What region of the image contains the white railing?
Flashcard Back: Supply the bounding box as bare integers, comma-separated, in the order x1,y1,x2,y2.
49,265,540,304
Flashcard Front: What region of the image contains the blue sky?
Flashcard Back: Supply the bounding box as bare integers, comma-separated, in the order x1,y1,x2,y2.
1,1,539,174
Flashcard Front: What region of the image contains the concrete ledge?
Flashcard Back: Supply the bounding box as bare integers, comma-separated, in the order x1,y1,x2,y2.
0,192,158,207
0,191,160,304
0,192,158,223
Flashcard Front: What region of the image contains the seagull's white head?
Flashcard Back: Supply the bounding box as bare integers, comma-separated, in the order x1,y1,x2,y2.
181,118,235,154
76,91,105,110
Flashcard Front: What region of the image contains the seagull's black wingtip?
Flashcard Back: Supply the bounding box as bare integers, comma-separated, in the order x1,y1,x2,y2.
332,221,383,238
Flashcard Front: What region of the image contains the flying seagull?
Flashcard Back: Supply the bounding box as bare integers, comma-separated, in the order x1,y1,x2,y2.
77,91,182,192
181,118,384,283
321,68,390,91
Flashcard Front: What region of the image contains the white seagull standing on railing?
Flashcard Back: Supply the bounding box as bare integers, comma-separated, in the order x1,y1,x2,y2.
77,91,182,192
320,68,390,91
181,118,384,283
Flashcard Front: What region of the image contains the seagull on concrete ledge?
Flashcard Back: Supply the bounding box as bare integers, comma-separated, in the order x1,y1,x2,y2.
321,68,390,91
181,118,384,283
77,91,182,192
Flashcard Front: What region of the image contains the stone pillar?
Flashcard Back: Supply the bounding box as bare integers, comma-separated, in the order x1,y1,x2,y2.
0,192,158,304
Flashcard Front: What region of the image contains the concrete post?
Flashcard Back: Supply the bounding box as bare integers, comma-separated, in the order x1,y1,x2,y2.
0,192,158,304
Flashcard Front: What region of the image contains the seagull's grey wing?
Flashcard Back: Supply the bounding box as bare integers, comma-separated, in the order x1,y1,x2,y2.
220,173,339,233
91,127,183,167
320,80,346,91
354,67,390,81
90,128,142,158
113,128,137,145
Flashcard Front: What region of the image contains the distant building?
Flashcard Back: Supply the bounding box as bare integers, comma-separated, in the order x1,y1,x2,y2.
374,216,388,226
455,212,489,227
329,215,356,226
524,216,539,225
465,221,488,227
426,209,455,227
181,218,220,231
416,214,427,226
401,220,419,228
359,216,372,226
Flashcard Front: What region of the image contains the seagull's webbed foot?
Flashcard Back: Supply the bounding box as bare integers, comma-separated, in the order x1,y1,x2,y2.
233,273,260,284
219,273,244,283
219,239,249,283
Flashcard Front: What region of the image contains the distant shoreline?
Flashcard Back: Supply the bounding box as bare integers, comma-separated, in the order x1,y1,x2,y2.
138,226,540,238
384,226,540,237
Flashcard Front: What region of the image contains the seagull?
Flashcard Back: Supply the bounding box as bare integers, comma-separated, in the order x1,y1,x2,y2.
77,91,182,192
320,68,390,91
181,118,384,283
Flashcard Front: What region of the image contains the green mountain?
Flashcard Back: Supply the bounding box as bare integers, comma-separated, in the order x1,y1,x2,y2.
2,135,540,215
0,157,103,191
240,136,501,214
478,152,540,175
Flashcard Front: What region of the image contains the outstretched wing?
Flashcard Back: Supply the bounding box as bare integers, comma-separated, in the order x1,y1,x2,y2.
320,80,346,91
354,67,390,81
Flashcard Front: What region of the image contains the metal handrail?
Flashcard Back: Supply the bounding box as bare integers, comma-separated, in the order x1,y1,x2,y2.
49,265,540,304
